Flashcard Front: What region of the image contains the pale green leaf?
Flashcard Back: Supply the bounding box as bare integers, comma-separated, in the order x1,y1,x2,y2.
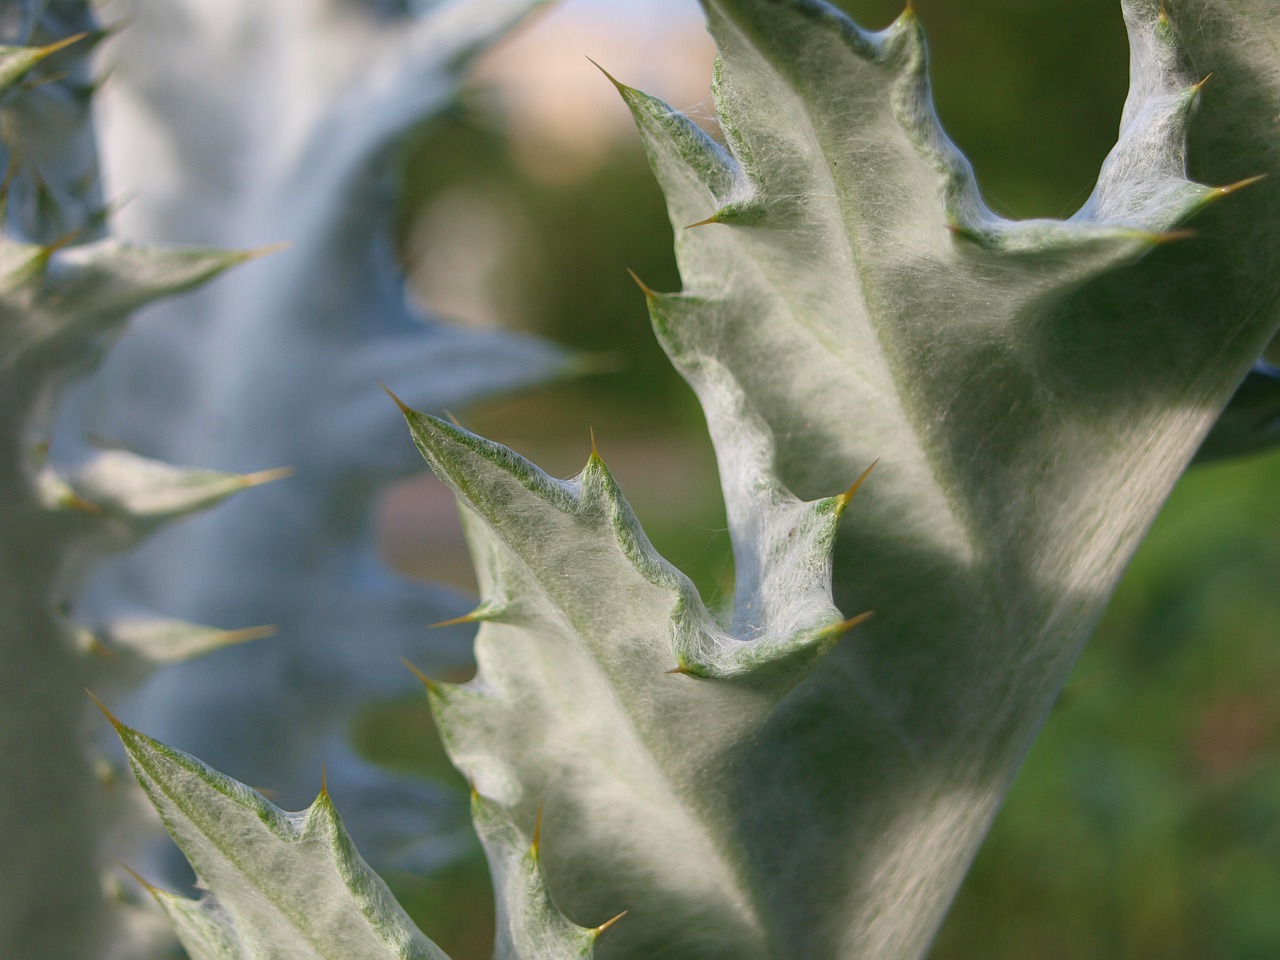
399,2,1280,959
116,712,602,960
115,718,451,960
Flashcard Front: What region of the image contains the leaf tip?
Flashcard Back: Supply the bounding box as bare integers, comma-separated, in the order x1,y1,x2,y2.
685,212,723,229
238,241,290,263
531,802,544,859
593,910,628,938
400,656,439,693
586,56,631,95
1216,174,1267,198
116,862,160,897
836,459,879,513
821,610,875,640
239,465,294,488
378,380,414,417
626,267,656,301
85,688,125,733
219,624,278,647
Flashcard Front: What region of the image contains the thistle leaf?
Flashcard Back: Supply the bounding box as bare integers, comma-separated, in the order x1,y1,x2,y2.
396,2,1280,959
115,713,598,960
70,0,567,877
115,717,452,960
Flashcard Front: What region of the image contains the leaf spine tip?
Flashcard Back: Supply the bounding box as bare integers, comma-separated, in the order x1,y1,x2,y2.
428,606,484,629
589,427,600,461
238,241,290,263
1191,72,1213,94
378,380,415,417
85,689,125,732
39,31,90,59
63,491,103,513
41,228,83,260
319,763,329,798
823,610,875,639
220,625,278,647
685,212,723,229
443,409,464,428
626,267,656,300
117,862,160,897
836,459,879,512
1216,174,1267,197
239,465,294,488
593,910,628,938
1145,228,1196,246
531,802,544,858
585,56,631,94
399,656,439,693
1159,0,1168,23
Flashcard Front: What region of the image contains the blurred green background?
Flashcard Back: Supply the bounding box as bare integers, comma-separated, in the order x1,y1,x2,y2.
364,0,1280,956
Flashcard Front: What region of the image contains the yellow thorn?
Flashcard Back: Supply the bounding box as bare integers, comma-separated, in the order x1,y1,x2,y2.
239,465,294,488
117,862,161,896
835,459,879,512
903,0,916,18
400,656,439,693
64,491,103,514
377,379,414,416
218,625,277,648
589,427,600,460
1217,173,1267,196
41,227,83,259
85,689,125,732
1147,228,1196,245
1159,0,1168,22
665,663,691,676
593,910,628,938
236,241,290,263
626,268,656,300
39,32,90,59
428,609,481,629
685,212,722,230
1192,72,1213,94
531,802,544,857
824,610,875,638
585,56,628,93
320,763,329,798
443,410,463,428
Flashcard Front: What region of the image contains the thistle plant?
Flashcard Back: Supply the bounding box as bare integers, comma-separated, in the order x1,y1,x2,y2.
0,7,268,958
68,0,568,873
2,0,570,956
103,0,1280,958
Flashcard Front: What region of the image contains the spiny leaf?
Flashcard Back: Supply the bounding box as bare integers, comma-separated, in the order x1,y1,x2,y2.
400,2,1280,959
88,616,275,665
112,714,452,960
62,449,290,526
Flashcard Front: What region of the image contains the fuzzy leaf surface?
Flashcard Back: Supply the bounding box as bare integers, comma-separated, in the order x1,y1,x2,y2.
116,716,600,960
404,2,1280,959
